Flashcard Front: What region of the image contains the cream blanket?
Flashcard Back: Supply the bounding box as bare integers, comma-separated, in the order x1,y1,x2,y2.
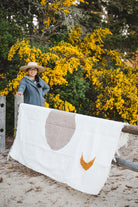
9,103,125,195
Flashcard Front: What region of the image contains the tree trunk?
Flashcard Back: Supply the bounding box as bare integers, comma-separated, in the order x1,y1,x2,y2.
122,125,138,135
112,157,138,172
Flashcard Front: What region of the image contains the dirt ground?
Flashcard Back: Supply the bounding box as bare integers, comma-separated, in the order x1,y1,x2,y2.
0,134,138,207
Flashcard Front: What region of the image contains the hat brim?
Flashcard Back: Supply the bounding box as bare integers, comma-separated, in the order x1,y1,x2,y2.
19,65,45,72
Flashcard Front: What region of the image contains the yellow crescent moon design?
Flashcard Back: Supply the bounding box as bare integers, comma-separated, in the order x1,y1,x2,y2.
80,154,96,171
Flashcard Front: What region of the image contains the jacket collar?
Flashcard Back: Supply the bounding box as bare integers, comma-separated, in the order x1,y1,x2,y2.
25,76,38,89
24,76,43,98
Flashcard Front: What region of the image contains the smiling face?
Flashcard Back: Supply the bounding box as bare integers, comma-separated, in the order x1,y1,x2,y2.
27,68,38,79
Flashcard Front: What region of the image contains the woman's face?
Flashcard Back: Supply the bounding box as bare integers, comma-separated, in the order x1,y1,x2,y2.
27,68,38,79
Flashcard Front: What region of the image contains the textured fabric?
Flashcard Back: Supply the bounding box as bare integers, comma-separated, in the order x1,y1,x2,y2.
46,110,76,150
9,103,125,195
18,76,50,106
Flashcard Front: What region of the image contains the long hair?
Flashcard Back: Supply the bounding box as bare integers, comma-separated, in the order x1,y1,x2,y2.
35,74,41,88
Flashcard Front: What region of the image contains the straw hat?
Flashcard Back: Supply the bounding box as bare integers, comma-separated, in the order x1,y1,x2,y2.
19,62,45,72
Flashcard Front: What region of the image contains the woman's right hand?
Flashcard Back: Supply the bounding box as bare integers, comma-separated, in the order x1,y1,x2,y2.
16,92,23,95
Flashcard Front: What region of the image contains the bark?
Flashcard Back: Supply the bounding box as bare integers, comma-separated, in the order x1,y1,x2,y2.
112,157,138,172
122,125,138,135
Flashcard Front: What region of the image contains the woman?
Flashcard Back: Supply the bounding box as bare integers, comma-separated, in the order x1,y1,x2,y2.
16,62,50,107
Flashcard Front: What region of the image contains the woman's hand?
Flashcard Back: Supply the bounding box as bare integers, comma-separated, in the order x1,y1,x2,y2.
16,92,23,95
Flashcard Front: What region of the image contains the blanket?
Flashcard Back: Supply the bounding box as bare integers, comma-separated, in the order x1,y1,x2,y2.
9,103,125,195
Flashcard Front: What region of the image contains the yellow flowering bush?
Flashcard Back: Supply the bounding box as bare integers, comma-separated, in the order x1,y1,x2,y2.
0,73,6,80
48,94,76,112
30,0,85,29
92,66,138,125
0,27,137,124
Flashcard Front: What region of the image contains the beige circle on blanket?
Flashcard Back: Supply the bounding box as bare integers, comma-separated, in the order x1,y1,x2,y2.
45,110,76,150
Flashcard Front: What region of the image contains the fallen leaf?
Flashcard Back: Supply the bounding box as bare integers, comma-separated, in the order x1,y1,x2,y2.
17,200,23,203
35,186,42,192
110,174,122,177
0,177,3,183
133,158,138,162
125,185,133,189
25,188,34,193
111,186,118,190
